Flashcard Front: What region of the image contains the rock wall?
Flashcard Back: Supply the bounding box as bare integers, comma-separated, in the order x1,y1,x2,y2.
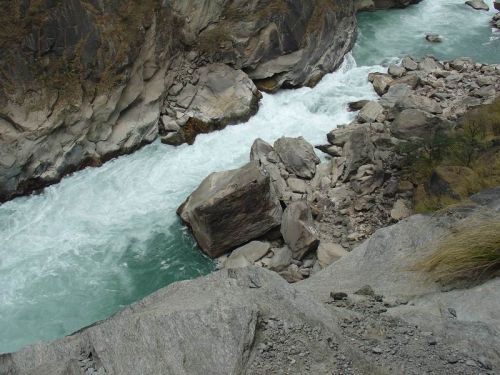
0,0,357,203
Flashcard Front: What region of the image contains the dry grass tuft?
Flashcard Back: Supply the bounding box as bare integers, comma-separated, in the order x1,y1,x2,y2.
414,217,500,283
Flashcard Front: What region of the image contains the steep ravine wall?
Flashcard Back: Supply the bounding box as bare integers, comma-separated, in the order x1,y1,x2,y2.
0,0,357,203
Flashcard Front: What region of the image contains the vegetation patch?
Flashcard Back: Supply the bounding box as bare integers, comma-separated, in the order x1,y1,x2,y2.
414,217,500,284
399,98,500,213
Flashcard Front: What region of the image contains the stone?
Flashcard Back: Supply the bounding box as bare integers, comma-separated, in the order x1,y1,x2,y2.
372,74,394,96
281,201,320,260
224,255,252,269
348,100,370,111
350,164,384,195
279,264,304,283
342,130,376,179
402,56,418,71
465,0,489,10
390,199,412,221
317,242,348,268
250,138,274,164
388,64,406,78
358,101,384,123
354,285,375,296
263,246,293,272
418,56,443,72
274,137,320,179
287,178,308,194
390,109,452,140
178,162,282,258
425,34,442,43
227,241,271,264
395,93,443,114
330,292,348,301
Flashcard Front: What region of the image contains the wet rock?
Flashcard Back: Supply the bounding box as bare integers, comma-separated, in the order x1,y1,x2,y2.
465,0,489,10
178,162,282,258
425,34,442,43
274,137,320,180
281,201,320,260
348,99,370,111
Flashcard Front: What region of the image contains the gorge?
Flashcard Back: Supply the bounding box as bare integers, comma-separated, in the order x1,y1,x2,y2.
0,0,500,372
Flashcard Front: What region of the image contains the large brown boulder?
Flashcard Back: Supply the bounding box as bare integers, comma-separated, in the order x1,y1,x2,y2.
177,162,282,258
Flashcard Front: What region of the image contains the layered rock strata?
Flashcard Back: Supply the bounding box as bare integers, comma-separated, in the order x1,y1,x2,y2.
0,0,357,202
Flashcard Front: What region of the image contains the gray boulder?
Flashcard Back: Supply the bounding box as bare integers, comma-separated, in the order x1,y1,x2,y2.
274,137,320,180
262,246,294,272
341,129,376,179
425,33,442,43
388,64,406,78
178,162,282,258
281,201,320,260
226,241,271,264
465,0,489,10
358,101,384,123
390,109,452,140
402,56,418,71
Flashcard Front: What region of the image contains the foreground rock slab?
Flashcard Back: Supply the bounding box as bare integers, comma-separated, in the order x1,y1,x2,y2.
177,162,282,258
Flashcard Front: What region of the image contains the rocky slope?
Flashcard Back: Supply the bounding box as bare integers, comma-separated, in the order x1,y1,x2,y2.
2,188,499,374
177,56,500,282
0,0,357,203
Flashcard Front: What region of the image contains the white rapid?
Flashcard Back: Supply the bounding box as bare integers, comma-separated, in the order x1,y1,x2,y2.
0,0,499,354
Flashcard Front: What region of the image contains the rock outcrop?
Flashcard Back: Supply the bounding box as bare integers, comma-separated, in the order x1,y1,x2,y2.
0,0,357,203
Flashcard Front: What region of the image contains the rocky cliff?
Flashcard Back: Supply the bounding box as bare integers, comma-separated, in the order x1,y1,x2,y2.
0,0,357,202
2,189,499,374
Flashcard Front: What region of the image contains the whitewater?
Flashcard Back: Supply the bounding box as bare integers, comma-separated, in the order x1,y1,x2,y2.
0,0,499,353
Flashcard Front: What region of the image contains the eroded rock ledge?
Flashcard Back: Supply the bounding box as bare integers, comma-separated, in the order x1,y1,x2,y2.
0,0,358,203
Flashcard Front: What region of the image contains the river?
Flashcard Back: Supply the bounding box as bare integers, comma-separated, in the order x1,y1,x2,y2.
0,0,498,354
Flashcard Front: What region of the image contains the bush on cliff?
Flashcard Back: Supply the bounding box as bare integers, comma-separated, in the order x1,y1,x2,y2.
414,217,500,284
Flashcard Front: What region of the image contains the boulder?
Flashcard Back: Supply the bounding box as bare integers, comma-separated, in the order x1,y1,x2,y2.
358,101,384,123
262,246,293,272
226,241,271,264
390,109,452,140
250,138,274,164
348,99,370,111
317,242,348,268
163,64,262,145
342,129,376,179
390,199,412,220
371,74,394,96
274,137,320,179
465,0,489,10
178,162,282,258
281,201,320,260
402,56,418,71
395,93,443,114
388,64,406,78
350,164,385,195
425,34,442,43
418,56,443,72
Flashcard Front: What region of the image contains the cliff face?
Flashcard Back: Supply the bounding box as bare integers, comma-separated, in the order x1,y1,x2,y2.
0,0,357,202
